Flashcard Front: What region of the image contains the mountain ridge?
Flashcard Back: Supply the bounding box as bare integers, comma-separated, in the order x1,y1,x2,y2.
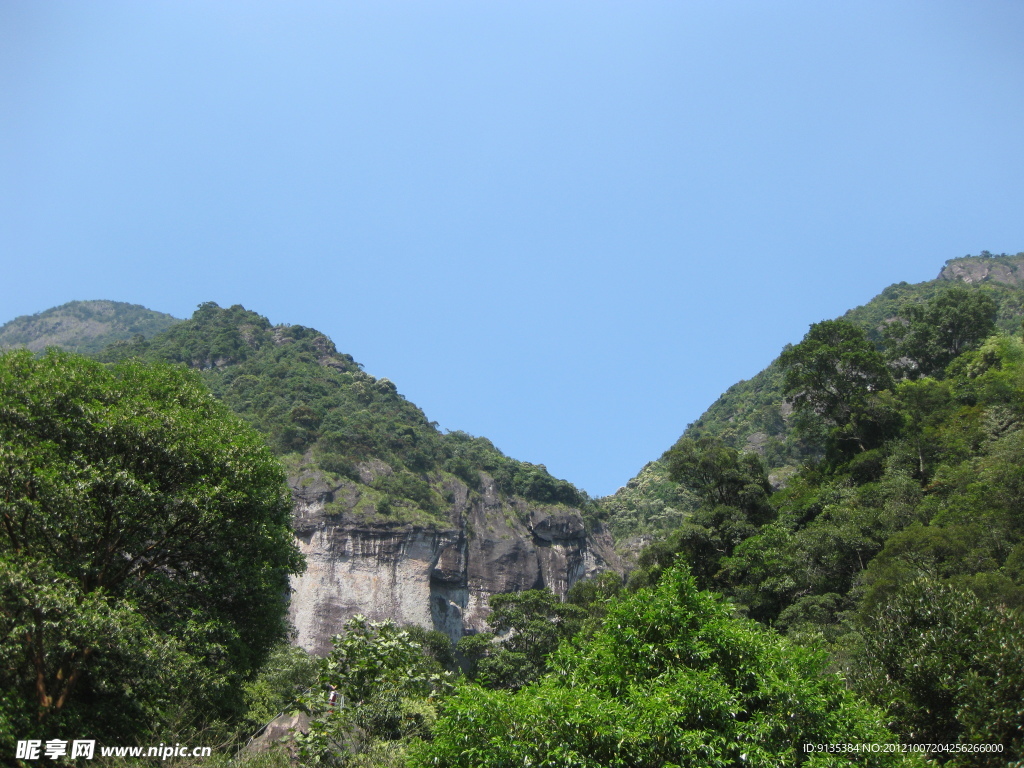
7,250,1024,553
596,251,1024,540
87,300,618,647
0,299,180,355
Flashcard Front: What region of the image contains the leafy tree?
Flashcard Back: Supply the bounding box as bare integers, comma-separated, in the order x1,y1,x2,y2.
566,570,624,623
240,642,320,735
779,319,896,456
884,287,997,379
296,616,451,765
851,578,1024,764
625,438,775,594
626,520,728,593
404,625,458,674
0,350,302,747
416,566,915,767
665,436,771,517
458,589,587,689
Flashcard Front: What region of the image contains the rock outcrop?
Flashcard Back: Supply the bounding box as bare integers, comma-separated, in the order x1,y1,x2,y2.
287,467,620,655
938,254,1024,286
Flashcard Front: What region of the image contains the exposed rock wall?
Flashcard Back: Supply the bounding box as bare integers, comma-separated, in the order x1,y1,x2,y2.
287,469,620,655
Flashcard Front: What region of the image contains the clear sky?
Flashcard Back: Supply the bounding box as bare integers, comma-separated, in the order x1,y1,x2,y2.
2,1,1023,496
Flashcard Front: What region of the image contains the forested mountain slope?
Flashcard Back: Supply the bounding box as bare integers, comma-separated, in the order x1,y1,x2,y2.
7,254,1024,763
599,251,1024,539
95,302,619,649
606,259,1024,758
0,299,179,355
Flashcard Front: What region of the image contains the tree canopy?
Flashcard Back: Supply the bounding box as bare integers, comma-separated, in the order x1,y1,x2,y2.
415,566,911,767
0,350,302,747
852,578,1024,755
884,287,998,379
779,319,897,457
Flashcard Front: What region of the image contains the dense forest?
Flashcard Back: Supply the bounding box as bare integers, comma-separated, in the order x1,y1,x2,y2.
3,253,1024,766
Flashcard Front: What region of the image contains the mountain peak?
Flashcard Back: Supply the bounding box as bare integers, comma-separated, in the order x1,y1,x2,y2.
0,299,179,355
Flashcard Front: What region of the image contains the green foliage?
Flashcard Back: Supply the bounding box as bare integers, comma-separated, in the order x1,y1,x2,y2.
403,625,458,673
624,438,776,595
566,570,625,621
241,643,320,734
779,319,896,457
459,589,588,689
845,254,1024,342
100,304,585,520
371,471,442,517
851,578,1024,764
443,430,584,506
684,361,817,468
415,567,912,767
320,616,450,708
590,460,697,539
665,436,771,516
0,350,302,749
884,287,997,379
295,616,451,765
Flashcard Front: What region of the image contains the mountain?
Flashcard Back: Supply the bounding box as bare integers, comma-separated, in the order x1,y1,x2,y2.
7,255,1024,757
9,252,1023,636
0,299,180,355
91,301,619,650
598,251,1024,537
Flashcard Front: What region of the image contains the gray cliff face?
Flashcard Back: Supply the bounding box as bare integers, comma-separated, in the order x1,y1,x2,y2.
287,467,620,655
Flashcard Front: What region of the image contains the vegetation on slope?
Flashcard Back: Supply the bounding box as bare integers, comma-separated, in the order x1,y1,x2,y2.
622,287,1024,761
97,302,588,526
690,252,1024,463
595,460,697,540
599,252,1024,539
0,299,179,355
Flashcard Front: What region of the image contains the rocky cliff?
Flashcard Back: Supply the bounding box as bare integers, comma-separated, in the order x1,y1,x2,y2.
286,463,620,654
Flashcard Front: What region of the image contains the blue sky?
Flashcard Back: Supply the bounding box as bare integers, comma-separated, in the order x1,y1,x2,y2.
2,1,1023,496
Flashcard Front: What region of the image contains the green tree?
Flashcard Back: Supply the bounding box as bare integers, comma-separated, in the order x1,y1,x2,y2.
884,287,998,379
458,589,587,690
296,616,451,765
625,438,775,594
665,436,771,516
852,578,1024,765
240,642,320,736
779,320,896,456
0,350,302,747
566,570,624,624
416,566,915,767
